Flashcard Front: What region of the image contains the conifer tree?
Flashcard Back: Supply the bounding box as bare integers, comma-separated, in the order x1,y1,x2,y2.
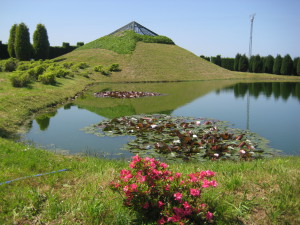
293,57,299,75
14,23,32,60
33,24,50,59
234,53,241,71
273,55,282,75
252,55,263,73
280,54,293,75
263,55,274,74
297,58,300,76
7,24,17,58
238,54,249,72
248,56,255,72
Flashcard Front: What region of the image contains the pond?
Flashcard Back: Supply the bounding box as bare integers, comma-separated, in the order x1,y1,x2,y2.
20,81,300,158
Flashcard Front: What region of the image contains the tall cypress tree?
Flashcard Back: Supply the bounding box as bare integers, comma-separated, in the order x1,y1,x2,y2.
293,57,299,75
273,55,282,75
248,56,254,72
33,24,50,59
7,24,17,58
14,23,32,60
252,55,263,73
297,57,300,76
238,54,249,72
280,54,293,75
263,55,274,74
234,53,241,71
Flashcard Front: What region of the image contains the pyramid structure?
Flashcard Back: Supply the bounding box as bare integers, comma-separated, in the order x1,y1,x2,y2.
109,21,158,36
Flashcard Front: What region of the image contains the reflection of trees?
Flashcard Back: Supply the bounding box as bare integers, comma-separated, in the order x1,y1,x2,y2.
230,82,300,101
35,111,57,131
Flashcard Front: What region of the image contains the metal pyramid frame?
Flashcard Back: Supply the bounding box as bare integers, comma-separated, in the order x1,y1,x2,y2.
109,21,158,36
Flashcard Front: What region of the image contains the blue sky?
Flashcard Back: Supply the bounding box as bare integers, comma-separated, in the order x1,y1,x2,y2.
1,0,299,58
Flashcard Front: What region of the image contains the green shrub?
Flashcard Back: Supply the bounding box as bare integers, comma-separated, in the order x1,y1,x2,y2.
75,62,89,69
38,72,56,84
4,58,19,72
16,63,30,71
94,65,104,72
62,62,73,69
34,65,47,76
52,68,70,78
9,72,31,87
108,63,121,72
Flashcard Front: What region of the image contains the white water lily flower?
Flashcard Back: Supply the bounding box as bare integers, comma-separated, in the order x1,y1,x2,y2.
239,149,246,154
195,121,201,125
151,124,158,128
192,134,197,138
173,140,181,144
213,153,219,157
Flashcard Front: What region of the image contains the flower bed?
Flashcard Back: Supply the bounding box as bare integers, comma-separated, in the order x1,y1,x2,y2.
110,155,217,224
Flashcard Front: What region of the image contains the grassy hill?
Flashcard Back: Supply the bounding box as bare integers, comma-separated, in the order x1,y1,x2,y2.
62,31,300,83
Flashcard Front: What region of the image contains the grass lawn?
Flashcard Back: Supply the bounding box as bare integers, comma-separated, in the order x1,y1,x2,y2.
0,137,299,224
1,35,300,224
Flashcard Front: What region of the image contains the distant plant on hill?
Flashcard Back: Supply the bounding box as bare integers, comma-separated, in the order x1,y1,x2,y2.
14,23,32,61
8,24,17,58
263,55,274,74
234,53,241,71
33,24,50,60
238,54,249,72
280,54,293,75
108,63,121,72
273,55,282,75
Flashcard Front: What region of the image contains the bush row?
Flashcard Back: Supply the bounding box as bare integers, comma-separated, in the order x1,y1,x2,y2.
0,58,91,87
202,54,300,76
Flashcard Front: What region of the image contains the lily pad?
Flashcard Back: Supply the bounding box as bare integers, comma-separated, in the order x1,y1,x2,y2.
84,114,278,161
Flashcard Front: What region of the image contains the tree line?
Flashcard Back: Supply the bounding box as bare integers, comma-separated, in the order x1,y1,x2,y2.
201,54,300,76
0,23,84,60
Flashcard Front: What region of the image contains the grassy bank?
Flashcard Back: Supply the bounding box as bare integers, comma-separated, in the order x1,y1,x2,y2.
0,138,299,224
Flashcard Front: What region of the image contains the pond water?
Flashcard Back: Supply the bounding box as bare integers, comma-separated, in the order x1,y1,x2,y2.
21,81,300,158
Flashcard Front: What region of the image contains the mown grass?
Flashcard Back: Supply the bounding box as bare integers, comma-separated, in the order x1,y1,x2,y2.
1,37,300,224
1,137,299,224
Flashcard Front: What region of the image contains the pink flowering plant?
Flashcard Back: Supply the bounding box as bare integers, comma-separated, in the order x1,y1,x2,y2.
110,155,217,224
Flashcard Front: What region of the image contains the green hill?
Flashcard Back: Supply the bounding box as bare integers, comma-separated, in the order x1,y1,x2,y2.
61,31,300,83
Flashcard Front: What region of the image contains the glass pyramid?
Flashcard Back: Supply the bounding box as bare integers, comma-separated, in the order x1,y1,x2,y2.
109,21,158,36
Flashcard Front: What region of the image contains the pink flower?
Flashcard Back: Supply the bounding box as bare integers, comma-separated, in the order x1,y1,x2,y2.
143,202,150,209
183,201,191,210
130,183,138,192
188,173,198,182
173,207,185,216
160,162,168,169
167,215,181,223
158,201,165,208
205,170,216,177
210,180,218,187
165,184,170,191
202,179,210,188
174,192,183,201
157,217,166,224
206,211,213,221
175,172,182,178
190,188,200,196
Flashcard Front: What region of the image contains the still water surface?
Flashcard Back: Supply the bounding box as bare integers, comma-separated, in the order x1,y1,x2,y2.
21,81,300,157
